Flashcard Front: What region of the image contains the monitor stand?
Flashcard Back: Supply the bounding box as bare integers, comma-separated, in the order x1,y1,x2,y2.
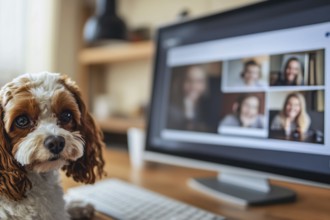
188,172,296,206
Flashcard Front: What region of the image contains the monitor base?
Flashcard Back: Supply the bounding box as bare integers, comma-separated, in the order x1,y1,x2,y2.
188,173,296,206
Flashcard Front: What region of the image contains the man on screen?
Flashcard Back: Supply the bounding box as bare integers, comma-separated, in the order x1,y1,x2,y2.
167,65,211,132
234,60,265,88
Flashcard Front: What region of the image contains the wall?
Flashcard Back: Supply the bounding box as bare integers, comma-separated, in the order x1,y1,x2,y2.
0,0,26,86
25,0,60,73
0,0,61,85
119,0,262,31
55,0,82,79
105,0,262,116
0,0,84,86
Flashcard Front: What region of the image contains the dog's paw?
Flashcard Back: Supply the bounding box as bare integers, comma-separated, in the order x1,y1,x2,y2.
66,200,95,220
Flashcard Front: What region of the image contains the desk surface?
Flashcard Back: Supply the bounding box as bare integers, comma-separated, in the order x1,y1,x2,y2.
61,147,330,220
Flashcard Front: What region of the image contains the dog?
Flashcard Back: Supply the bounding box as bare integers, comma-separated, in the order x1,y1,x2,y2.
0,72,105,220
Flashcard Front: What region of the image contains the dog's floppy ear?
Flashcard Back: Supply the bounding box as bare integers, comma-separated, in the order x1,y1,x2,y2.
0,105,31,201
60,75,105,184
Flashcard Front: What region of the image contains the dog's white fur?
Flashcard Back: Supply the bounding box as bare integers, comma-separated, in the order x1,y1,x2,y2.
0,171,69,220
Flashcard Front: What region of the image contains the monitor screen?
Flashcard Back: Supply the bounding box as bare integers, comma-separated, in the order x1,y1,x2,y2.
146,0,330,185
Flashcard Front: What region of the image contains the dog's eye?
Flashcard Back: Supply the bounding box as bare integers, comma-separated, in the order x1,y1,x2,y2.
14,115,30,128
59,111,73,124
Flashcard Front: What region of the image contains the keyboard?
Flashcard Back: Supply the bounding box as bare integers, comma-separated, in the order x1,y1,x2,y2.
65,178,226,220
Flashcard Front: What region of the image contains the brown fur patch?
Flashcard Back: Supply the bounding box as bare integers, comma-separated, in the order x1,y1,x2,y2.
59,75,106,184
0,105,31,201
6,95,40,128
51,90,81,131
4,91,40,155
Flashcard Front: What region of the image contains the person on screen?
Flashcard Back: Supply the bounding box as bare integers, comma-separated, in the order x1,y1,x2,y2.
270,92,310,138
235,60,265,88
273,57,304,86
167,65,211,132
220,94,264,128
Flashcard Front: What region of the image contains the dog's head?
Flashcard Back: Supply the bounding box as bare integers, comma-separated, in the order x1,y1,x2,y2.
0,72,105,201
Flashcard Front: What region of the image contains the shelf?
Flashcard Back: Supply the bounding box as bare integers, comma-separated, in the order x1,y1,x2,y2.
97,116,145,134
79,41,154,65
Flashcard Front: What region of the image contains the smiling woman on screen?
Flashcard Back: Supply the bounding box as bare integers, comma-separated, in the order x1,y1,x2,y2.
274,57,304,86
271,92,310,138
220,94,265,129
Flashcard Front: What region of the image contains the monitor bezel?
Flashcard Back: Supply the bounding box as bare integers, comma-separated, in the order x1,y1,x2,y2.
146,0,330,185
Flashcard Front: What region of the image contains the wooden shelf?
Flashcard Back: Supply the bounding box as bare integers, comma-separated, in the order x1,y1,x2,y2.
79,41,154,65
79,41,152,134
97,116,145,134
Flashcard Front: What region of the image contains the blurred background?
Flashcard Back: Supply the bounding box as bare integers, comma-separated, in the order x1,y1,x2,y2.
0,0,261,147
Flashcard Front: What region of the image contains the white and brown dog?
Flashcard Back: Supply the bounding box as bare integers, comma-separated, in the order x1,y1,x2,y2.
0,72,105,220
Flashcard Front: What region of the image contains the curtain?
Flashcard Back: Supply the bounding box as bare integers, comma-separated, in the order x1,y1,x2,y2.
0,0,26,86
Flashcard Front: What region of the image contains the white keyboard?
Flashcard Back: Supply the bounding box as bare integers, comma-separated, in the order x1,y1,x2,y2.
65,178,226,220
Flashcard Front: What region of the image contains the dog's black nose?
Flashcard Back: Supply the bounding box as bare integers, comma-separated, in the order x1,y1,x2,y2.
44,135,65,154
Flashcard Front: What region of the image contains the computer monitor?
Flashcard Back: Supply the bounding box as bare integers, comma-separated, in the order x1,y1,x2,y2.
145,0,330,206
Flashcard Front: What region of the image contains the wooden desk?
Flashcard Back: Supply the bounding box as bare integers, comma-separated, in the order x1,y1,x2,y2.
61,148,330,220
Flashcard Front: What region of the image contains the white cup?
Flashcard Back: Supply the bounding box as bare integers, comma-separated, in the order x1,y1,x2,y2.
127,128,145,169
93,94,114,119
